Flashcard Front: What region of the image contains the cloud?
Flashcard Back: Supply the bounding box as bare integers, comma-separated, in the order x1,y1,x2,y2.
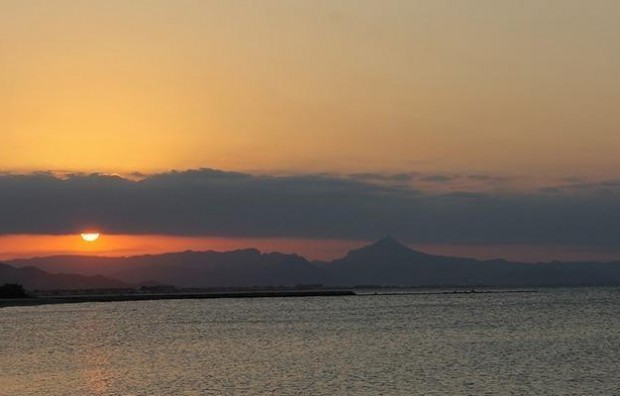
540,179,620,195
1,168,619,248
466,174,511,184
419,174,457,183
348,172,417,183
347,171,512,189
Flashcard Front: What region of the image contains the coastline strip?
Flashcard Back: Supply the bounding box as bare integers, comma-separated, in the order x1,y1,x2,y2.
0,290,355,308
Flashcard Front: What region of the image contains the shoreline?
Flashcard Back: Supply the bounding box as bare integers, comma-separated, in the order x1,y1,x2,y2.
0,288,544,308
0,290,356,308
357,289,538,296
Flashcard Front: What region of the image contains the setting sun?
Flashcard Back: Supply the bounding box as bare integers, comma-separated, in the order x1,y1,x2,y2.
80,233,101,242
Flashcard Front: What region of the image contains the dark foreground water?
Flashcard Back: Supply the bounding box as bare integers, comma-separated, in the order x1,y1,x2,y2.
2,288,620,395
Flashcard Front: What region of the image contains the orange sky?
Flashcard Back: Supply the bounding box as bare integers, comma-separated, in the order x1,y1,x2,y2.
0,234,362,261
1,1,619,178
2,234,620,263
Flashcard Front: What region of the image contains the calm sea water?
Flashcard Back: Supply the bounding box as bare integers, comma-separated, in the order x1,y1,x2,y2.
2,288,620,395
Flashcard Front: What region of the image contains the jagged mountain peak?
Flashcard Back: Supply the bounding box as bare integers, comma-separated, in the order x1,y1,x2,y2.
344,237,425,259
371,236,407,248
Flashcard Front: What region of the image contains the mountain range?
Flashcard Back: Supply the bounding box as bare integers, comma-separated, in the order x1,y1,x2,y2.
0,262,128,291
4,237,620,290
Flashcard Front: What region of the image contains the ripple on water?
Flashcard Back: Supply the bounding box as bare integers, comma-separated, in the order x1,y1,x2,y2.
1,288,620,395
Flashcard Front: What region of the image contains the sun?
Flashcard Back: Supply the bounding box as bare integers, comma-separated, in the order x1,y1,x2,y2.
80,232,101,242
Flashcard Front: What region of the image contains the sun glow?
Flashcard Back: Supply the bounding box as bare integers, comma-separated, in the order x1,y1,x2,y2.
80,233,101,242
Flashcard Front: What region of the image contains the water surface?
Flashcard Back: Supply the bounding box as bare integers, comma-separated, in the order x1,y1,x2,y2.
2,288,619,395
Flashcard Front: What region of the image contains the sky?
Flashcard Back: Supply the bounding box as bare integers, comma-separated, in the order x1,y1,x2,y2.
1,1,620,261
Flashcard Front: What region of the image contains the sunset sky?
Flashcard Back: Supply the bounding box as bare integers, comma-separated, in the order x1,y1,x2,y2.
1,1,620,261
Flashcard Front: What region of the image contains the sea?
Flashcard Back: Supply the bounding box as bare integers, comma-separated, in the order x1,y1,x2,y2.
1,287,619,395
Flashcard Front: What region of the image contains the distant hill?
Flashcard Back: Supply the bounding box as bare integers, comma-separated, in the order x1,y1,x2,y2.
0,262,129,291
324,237,620,286
8,249,324,288
8,237,620,289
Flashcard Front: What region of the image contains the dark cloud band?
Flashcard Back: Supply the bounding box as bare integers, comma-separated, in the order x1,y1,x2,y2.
1,169,619,247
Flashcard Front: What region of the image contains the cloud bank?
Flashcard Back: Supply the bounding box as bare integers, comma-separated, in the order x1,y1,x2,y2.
1,169,619,248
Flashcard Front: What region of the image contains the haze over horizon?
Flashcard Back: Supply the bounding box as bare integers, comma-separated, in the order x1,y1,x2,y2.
2,1,620,261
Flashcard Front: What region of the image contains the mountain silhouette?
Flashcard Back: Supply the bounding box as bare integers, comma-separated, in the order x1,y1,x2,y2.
8,249,324,288
7,238,620,289
344,236,427,260
0,262,129,291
